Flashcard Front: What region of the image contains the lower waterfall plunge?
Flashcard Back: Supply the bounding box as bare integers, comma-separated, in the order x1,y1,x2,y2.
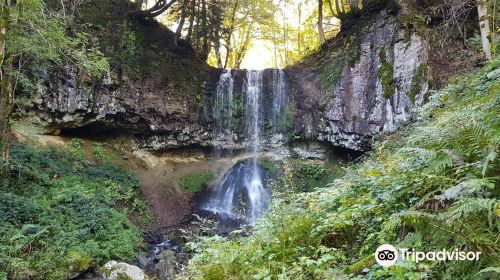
201,69,287,222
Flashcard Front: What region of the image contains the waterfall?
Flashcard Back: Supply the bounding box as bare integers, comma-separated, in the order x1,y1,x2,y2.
271,69,288,136
202,70,270,222
244,70,269,221
213,70,234,146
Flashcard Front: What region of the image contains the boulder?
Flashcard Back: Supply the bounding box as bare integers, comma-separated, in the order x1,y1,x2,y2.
100,261,146,280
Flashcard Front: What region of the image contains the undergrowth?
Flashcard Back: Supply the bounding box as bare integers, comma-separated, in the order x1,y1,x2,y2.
0,143,149,279
182,61,500,279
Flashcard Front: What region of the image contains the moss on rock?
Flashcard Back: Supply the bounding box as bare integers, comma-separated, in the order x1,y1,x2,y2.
378,47,396,98
179,171,216,192
409,63,428,103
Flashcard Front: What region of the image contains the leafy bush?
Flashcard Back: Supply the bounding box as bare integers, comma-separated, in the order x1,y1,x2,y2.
0,143,147,279
279,160,340,192
183,61,500,279
92,142,118,164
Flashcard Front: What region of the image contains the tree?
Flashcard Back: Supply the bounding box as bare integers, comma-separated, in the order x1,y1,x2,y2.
477,0,493,61
1,0,109,170
130,0,178,18
318,0,325,44
0,0,14,170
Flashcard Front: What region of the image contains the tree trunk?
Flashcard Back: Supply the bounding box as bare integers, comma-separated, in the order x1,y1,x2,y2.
199,0,210,60
186,0,196,41
233,27,252,69
477,0,492,61
213,31,224,68
0,0,13,170
175,0,189,39
297,3,301,55
223,0,239,69
318,0,325,44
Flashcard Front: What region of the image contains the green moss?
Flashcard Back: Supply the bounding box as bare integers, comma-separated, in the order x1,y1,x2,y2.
401,14,428,28
67,251,91,272
345,254,375,274
322,32,362,85
179,171,216,192
409,63,428,103
378,47,395,98
258,158,280,174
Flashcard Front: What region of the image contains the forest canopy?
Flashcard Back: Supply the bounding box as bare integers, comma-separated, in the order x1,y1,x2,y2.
144,0,367,68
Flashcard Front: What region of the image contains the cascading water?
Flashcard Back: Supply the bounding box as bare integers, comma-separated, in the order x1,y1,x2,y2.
271,69,289,137
244,70,269,221
202,69,289,223
213,70,234,147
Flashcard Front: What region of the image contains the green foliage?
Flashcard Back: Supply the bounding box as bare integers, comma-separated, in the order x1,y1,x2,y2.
184,61,500,279
179,171,216,192
116,21,140,67
258,158,280,174
0,143,146,279
92,142,119,164
67,138,85,160
8,0,110,98
322,31,362,85
281,160,339,192
379,47,395,98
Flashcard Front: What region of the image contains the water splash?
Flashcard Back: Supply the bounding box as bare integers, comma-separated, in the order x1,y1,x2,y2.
201,159,269,221
244,70,269,221
203,70,270,222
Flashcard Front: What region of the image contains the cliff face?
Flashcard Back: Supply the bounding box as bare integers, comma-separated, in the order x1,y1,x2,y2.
34,9,429,153
287,11,429,151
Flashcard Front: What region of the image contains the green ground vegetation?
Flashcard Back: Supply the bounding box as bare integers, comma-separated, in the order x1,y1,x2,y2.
0,143,149,279
182,60,500,280
179,171,217,193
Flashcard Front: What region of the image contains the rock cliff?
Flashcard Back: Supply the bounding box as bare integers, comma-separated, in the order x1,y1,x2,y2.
33,8,429,153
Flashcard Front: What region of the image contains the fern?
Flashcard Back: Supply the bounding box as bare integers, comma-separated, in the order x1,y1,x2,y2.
446,198,498,227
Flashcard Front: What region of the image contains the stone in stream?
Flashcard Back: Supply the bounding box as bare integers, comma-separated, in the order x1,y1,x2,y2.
100,261,146,280
154,250,176,280
136,255,149,269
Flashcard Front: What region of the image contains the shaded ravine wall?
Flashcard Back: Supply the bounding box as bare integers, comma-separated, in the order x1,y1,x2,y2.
34,11,429,153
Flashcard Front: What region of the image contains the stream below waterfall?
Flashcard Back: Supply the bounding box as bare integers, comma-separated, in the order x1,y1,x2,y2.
146,68,289,271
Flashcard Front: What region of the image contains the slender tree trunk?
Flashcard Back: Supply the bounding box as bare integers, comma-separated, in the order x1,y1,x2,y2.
318,0,325,44
477,0,492,61
282,0,288,65
199,0,210,60
213,33,223,68
0,0,13,170
223,0,239,69
175,0,188,39
233,27,252,69
298,3,301,54
186,0,196,41
191,0,202,50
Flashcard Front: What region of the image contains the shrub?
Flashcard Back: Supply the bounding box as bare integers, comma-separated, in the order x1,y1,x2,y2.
0,143,147,279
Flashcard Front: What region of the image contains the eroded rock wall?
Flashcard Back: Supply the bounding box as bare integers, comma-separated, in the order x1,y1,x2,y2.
286,11,429,151
33,10,429,153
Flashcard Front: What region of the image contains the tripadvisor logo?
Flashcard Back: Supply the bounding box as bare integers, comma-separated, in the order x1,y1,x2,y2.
375,244,481,267
375,244,398,267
